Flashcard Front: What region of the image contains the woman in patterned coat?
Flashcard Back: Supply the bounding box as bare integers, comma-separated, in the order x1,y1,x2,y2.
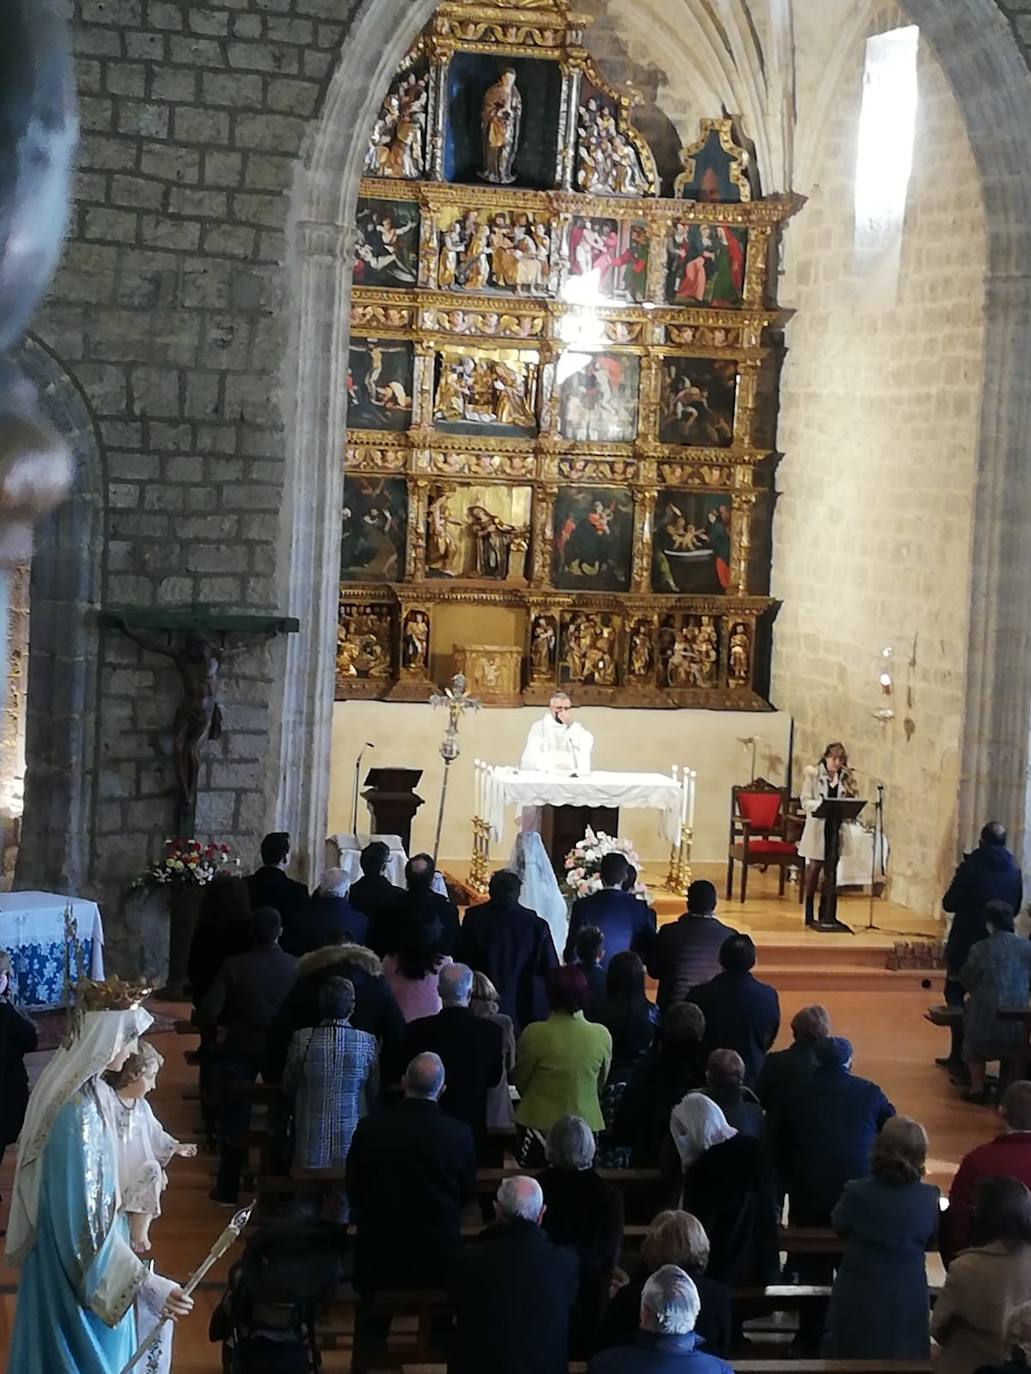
284,975,378,1200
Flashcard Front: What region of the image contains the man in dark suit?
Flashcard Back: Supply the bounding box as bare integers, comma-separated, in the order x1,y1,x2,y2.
347,840,404,935
280,866,367,957
449,1174,578,1374
647,879,738,1013
368,852,460,958
564,851,656,969
940,821,1024,1072
347,1052,477,1370
404,962,504,1161
687,934,779,1088
456,868,559,1032
245,831,309,926
196,906,297,1203
777,1035,895,1247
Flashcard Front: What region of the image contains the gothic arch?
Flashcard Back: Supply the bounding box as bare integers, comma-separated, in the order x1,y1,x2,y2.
275,0,1031,876
15,335,104,895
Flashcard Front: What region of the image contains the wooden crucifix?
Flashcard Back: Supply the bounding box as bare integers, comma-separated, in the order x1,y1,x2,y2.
101,606,299,835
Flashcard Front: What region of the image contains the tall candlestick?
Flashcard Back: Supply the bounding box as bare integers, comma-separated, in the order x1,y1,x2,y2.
680,765,688,826
688,769,696,831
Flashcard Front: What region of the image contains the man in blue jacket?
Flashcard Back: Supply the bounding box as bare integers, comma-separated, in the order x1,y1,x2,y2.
588,1266,733,1374
940,821,1023,1075
565,851,656,969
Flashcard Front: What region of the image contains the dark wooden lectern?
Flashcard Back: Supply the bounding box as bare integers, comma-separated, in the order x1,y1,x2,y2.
361,768,424,853
815,796,866,928
540,805,619,877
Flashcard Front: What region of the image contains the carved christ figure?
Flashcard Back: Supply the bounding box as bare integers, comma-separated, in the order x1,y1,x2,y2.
116,621,276,805
480,69,522,184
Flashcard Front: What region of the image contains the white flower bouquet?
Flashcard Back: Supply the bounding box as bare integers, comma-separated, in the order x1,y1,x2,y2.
562,827,647,899
132,837,240,890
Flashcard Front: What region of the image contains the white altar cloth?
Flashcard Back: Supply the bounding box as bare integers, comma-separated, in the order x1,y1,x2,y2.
484,768,683,846
0,891,105,1007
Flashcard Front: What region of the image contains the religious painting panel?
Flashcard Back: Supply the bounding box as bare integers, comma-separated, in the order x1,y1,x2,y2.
353,197,420,288
551,485,634,592
665,222,748,308
337,602,394,682
432,347,539,437
425,481,532,583
347,339,414,431
559,610,621,687
652,489,732,595
434,204,555,297
363,58,430,180
575,81,653,197
658,356,737,447
555,351,640,444
560,215,650,304
445,53,562,190
340,475,408,583
657,613,720,689
673,118,755,203
528,612,559,683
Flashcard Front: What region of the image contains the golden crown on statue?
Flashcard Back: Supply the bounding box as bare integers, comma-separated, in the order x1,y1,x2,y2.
75,976,153,1012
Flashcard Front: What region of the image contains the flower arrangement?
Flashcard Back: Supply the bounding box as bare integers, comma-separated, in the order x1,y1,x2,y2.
132,837,240,890
562,827,646,899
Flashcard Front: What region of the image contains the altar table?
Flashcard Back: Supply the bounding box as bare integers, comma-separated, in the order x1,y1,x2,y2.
484,768,685,846
0,891,105,1007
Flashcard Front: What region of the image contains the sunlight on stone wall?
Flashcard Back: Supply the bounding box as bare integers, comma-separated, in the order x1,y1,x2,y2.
772,17,986,912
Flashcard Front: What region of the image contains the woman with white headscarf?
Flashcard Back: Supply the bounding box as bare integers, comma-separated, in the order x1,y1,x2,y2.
6,982,193,1374
663,1092,779,1286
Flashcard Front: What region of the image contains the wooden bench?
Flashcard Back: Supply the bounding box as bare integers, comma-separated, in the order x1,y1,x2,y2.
313,1285,842,1361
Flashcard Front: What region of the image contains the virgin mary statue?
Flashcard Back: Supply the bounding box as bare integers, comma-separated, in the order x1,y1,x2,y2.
6,980,189,1374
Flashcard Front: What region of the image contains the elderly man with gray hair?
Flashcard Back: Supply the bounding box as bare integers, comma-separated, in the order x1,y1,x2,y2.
449,1174,578,1374
404,961,504,1161
280,865,367,957
588,1265,734,1374
347,1052,476,1371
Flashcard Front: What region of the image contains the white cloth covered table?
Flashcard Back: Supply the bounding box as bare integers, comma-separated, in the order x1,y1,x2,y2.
325,835,448,895
837,824,890,889
0,891,105,1007
484,768,684,846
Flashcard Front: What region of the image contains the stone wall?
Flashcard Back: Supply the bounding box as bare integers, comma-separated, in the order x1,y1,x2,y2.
770,13,987,911
25,0,360,951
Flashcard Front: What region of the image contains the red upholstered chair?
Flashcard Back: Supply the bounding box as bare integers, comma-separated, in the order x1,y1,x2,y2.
726,777,800,902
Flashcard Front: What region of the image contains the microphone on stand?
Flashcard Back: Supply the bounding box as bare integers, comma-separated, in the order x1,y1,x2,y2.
351,742,375,835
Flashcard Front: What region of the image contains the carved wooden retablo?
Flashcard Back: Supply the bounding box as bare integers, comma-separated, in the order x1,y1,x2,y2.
339,0,802,709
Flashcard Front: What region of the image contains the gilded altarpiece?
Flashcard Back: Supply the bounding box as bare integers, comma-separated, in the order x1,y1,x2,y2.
339,0,801,707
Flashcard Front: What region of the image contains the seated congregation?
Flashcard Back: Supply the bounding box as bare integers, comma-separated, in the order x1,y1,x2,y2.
9,823,1031,1374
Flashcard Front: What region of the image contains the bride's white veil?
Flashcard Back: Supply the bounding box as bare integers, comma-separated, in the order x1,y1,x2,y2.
510,831,568,956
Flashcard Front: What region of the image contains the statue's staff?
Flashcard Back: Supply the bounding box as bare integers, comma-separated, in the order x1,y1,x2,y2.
119,1200,255,1374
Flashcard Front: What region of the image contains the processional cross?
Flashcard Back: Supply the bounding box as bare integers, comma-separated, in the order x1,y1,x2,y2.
429,673,480,863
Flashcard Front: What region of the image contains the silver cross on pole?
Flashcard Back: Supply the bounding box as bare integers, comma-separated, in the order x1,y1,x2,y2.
429,673,481,864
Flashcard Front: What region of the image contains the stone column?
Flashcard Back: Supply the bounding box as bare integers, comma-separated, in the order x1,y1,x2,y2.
275,219,353,883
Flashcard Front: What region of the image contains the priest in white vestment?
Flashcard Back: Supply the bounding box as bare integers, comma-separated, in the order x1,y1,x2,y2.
520,692,594,775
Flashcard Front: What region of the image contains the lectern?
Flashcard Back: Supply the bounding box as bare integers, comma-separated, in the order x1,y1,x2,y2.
814,797,866,928
361,768,424,852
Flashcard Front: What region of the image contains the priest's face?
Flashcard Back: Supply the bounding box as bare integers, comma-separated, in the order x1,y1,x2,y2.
550,695,573,724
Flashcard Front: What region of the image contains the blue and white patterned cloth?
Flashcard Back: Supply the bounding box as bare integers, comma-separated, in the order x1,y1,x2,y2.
0,892,105,1008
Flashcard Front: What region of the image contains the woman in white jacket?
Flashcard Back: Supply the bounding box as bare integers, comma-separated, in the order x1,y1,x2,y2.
798,742,856,929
